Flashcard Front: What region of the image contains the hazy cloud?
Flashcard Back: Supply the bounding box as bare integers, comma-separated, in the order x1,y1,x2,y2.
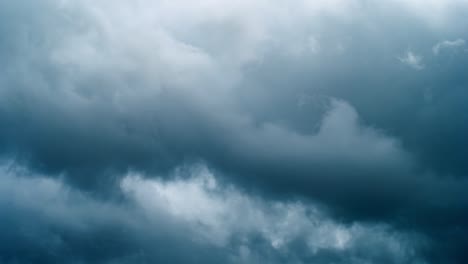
433,39,466,55
399,51,425,70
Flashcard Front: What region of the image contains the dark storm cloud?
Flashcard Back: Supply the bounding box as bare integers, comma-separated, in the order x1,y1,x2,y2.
0,164,229,264
1,0,468,263
0,163,426,264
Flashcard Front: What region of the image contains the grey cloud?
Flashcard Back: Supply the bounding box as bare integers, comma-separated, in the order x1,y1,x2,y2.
0,163,230,264
1,0,468,263
0,163,426,264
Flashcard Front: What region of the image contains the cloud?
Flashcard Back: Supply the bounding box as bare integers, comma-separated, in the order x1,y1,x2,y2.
1,0,468,263
0,163,426,264
399,51,425,70
432,39,466,55
0,163,230,263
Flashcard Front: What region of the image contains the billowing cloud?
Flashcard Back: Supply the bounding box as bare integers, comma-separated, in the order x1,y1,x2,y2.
0,163,426,264
1,0,468,263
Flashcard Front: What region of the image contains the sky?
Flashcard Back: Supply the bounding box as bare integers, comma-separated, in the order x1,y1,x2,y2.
0,0,467,263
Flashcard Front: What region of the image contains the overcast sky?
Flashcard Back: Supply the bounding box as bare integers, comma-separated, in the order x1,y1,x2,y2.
1,1,468,263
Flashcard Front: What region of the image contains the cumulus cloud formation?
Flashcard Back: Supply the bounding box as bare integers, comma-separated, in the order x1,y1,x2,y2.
1,0,468,263
0,163,425,264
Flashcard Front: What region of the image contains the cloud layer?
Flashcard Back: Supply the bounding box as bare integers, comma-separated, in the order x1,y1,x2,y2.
0,163,425,264
1,0,468,263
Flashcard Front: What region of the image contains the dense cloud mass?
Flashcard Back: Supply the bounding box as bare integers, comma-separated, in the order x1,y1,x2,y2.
0,163,426,264
0,0,468,263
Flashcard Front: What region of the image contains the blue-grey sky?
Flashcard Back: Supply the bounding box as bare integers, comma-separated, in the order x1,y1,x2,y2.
1,0,468,263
